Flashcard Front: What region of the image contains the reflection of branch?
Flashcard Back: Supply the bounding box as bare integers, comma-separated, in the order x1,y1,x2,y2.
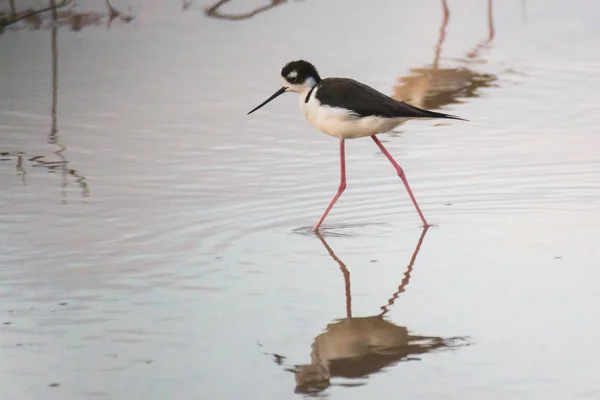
49,0,67,203
1,2,89,199
0,0,72,28
50,0,58,143
205,0,286,20
16,153,27,184
317,235,352,318
28,156,90,199
1,152,89,198
47,0,90,202
379,226,429,317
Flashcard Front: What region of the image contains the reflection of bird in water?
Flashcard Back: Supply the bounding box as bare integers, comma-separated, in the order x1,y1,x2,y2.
264,228,469,395
295,316,452,394
392,0,497,112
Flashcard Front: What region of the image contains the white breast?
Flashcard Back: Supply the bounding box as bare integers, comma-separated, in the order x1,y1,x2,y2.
299,87,406,140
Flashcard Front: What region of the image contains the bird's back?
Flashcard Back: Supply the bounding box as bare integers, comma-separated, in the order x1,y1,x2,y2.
316,77,464,121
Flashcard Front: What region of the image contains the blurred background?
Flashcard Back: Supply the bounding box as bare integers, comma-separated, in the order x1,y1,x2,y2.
1,1,600,399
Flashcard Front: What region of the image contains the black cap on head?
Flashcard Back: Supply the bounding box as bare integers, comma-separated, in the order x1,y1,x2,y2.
281,60,321,84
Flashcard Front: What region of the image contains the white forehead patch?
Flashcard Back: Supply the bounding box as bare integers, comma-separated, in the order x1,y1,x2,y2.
287,70,298,79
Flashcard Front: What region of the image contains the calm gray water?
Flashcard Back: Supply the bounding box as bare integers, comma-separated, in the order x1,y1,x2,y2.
1,0,600,399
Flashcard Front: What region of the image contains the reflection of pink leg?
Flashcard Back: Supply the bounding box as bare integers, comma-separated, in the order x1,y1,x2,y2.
371,135,429,227
313,139,346,232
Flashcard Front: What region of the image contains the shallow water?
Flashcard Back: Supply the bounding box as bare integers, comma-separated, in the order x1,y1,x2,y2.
1,0,600,398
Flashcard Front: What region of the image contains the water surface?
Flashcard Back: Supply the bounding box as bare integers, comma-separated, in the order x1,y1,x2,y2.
1,0,600,399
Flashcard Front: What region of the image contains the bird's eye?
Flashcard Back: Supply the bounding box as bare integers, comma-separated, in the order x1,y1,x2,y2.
286,70,299,84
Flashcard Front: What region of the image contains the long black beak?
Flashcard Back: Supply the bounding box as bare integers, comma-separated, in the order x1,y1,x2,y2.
247,87,287,115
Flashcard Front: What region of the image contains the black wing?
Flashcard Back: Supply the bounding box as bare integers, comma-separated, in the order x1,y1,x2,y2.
315,78,466,120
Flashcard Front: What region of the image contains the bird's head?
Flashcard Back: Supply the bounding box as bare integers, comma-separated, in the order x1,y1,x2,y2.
280,60,321,93
248,60,321,114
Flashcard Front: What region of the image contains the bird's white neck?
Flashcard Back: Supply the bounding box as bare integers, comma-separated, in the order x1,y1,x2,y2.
299,77,318,101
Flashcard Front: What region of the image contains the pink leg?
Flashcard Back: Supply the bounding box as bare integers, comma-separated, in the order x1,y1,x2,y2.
371,135,429,227
313,139,346,232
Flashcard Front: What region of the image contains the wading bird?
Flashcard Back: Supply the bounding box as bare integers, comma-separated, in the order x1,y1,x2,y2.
248,60,465,232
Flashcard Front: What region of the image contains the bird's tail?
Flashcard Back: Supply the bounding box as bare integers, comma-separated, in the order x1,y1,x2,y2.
422,109,468,121
402,101,468,121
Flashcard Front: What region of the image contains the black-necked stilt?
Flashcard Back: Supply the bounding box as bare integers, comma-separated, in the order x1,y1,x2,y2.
248,60,466,232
